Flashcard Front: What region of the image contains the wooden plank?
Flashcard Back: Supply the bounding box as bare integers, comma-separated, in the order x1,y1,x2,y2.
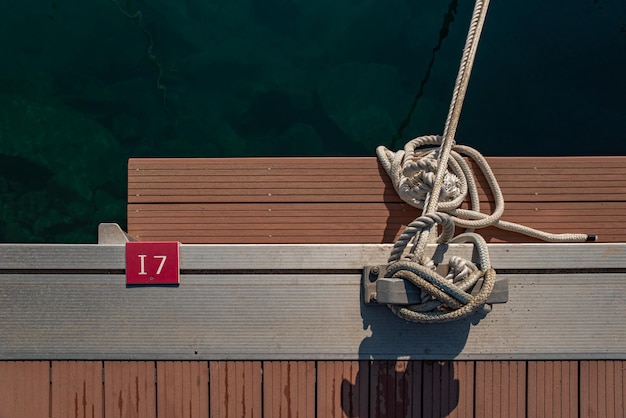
580,360,626,418
128,156,626,173
128,158,394,204
103,361,156,418
422,361,474,418
7,360,624,417
475,361,526,418
156,361,208,418
128,155,626,169
127,156,626,243
370,360,421,417
128,171,626,184
127,187,626,204
263,361,315,418
127,201,626,244
128,157,626,204
128,156,382,170
127,201,626,221
0,361,49,418
50,361,103,418
209,361,262,418
317,361,368,418
453,361,475,418
527,361,578,418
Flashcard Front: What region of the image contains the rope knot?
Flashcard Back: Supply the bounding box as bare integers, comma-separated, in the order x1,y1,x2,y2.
385,259,495,323
400,149,463,209
388,212,456,263
369,0,595,324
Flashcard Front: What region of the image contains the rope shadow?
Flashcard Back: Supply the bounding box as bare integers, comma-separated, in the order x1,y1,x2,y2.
338,282,478,417
340,360,462,418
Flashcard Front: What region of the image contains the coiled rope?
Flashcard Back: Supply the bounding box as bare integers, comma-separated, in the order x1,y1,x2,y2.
375,0,596,323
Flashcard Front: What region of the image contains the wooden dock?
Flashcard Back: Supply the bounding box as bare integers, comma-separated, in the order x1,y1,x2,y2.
1,156,625,417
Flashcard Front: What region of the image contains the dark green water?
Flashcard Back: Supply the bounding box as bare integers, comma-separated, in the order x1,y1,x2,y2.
0,0,624,243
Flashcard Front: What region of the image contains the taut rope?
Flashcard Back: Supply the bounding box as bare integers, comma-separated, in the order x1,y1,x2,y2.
376,0,596,323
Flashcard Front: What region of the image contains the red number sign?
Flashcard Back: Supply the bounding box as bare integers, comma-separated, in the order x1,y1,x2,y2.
125,241,180,285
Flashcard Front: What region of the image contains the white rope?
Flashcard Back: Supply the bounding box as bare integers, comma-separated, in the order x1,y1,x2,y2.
375,0,596,324
377,136,595,243
416,0,492,257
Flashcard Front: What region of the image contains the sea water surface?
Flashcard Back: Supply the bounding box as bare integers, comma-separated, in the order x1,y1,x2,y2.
0,0,624,242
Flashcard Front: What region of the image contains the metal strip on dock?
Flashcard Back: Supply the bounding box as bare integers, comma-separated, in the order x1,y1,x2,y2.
1,243,625,360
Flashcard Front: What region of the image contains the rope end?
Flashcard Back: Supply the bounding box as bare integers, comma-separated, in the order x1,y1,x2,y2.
586,234,598,242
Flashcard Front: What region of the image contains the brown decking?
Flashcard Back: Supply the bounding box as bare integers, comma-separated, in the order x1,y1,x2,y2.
1,360,624,417
1,156,625,417
127,157,626,243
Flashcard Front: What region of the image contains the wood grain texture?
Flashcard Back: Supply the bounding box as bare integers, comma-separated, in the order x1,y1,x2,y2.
317,361,369,418
128,156,626,243
527,361,578,418
103,361,156,418
128,156,626,205
0,361,49,418
156,361,208,418
263,361,316,418
580,360,626,418
369,360,422,418
419,361,474,418
209,361,262,418
475,361,526,418
50,361,103,418
127,201,625,243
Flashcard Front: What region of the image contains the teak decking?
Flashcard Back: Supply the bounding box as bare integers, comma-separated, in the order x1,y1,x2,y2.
127,156,626,243
1,156,625,417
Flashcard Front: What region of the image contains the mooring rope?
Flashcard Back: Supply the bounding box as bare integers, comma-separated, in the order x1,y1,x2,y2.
376,0,596,323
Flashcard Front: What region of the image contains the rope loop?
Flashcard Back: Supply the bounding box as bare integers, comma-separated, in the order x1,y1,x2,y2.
388,211,455,264
378,133,592,324
372,0,595,323
388,263,496,323
385,231,495,324
377,135,594,243
374,0,495,323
